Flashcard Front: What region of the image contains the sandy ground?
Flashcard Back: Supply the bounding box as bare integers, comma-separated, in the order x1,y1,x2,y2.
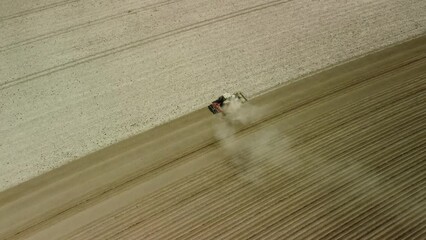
1,0,425,191
0,36,424,239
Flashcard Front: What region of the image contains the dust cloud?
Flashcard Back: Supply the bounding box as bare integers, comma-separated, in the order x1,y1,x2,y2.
212,99,292,185
210,98,425,234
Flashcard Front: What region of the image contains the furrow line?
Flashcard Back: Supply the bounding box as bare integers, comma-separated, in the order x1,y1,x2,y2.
64,161,235,239
218,116,425,239
235,142,424,239
336,177,425,240
367,196,426,240
272,142,426,239
169,119,422,239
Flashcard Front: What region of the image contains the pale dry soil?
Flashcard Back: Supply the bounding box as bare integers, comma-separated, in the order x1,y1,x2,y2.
0,0,425,190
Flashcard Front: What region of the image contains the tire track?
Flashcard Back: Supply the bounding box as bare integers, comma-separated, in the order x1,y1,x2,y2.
0,0,80,21
0,0,293,90
0,0,181,51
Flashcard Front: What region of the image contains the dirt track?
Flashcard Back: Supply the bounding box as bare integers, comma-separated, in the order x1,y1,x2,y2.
0,35,425,239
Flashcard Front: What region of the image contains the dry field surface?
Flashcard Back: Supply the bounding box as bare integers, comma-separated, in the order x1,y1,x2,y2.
0,35,425,239
1,0,425,190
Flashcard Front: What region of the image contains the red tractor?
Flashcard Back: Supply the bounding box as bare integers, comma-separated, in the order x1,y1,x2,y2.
208,92,248,115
